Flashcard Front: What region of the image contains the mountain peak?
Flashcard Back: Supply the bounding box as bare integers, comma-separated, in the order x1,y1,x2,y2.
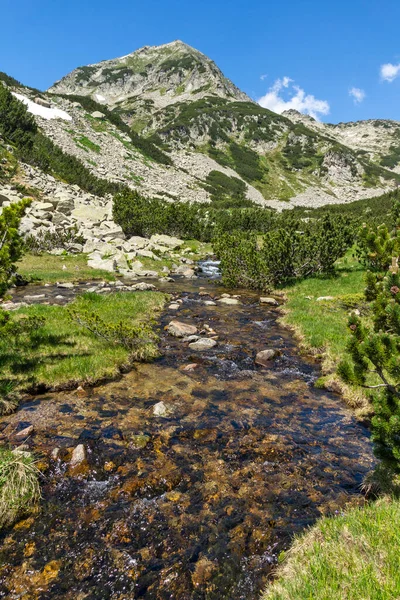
49,40,251,112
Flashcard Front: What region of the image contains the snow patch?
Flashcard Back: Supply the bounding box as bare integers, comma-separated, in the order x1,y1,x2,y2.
12,93,72,121
95,94,106,103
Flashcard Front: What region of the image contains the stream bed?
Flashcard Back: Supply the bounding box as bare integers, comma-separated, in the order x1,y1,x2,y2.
0,277,375,599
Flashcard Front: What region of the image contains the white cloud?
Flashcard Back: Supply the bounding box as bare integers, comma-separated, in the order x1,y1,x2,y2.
260,74,268,81
380,62,400,82
349,87,365,104
257,77,330,120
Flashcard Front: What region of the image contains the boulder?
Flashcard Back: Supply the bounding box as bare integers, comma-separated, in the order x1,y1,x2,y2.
255,349,279,366
91,111,106,119
125,236,149,250
137,249,160,260
167,320,198,338
189,338,217,351
260,297,279,306
218,297,240,305
87,253,116,272
150,234,184,249
34,97,51,108
131,282,156,291
70,444,87,467
71,206,109,223
175,265,195,278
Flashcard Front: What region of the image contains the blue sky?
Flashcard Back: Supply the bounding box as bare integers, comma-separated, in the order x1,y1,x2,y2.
2,0,400,123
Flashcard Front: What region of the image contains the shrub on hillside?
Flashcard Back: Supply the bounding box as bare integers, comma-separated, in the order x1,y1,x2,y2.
113,189,212,240
214,214,355,289
339,269,400,469
356,200,400,271
0,199,30,297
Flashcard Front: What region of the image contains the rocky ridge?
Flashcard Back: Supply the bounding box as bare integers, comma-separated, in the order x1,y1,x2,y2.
49,40,250,115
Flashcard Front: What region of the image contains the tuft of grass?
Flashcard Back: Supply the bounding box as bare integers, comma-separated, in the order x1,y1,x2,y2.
262,497,400,600
0,291,166,397
0,447,40,529
17,253,116,284
74,136,101,154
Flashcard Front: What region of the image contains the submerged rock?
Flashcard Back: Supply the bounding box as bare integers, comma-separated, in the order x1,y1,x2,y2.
153,401,172,417
70,444,87,467
15,425,34,440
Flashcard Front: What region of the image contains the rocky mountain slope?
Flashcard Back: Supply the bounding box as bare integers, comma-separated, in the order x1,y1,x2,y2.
2,41,400,217
49,41,250,127
282,109,400,174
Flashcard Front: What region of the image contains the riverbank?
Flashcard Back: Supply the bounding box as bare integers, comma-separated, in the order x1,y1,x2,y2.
262,496,400,600
0,289,166,408
279,251,372,418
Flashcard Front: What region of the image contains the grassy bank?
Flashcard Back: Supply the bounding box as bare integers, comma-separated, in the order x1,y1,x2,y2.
0,291,166,404
17,253,116,284
280,251,371,415
262,497,400,600
0,447,40,529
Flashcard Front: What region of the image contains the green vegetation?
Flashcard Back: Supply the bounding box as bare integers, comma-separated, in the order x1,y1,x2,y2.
0,447,40,529
214,214,354,289
291,188,400,226
281,251,368,378
74,135,101,153
0,291,165,397
113,188,279,241
355,200,400,271
263,498,400,600
0,199,30,295
380,144,400,169
339,266,400,467
204,170,251,207
17,253,116,284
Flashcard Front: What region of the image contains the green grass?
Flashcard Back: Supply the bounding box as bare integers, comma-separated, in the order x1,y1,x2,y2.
0,447,40,529
281,251,366,367
280,250,372,415
0,291,166,395
74,136,101,154
17,253,116,284
262,497,400,600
